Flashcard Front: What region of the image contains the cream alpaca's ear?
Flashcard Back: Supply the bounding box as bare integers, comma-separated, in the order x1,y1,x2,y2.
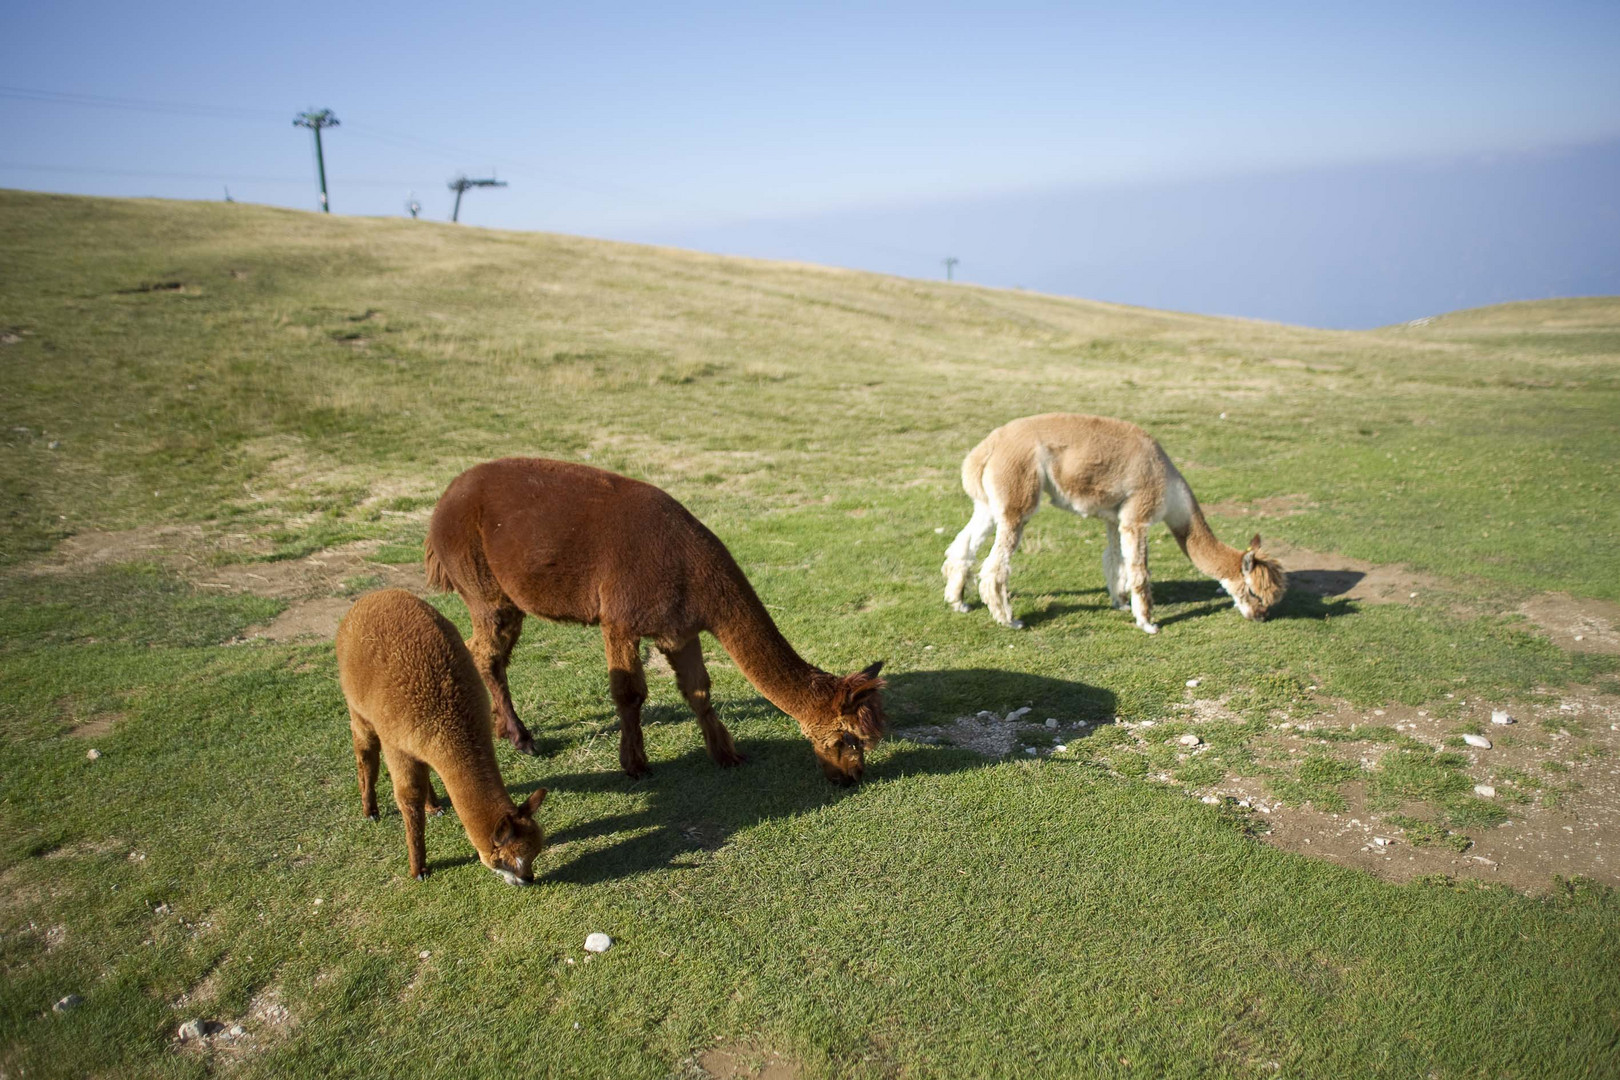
1242,550,1255,575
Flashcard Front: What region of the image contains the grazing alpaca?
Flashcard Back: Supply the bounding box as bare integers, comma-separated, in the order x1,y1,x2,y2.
336,589,547,883
942,414,1287,633
425,458,886,786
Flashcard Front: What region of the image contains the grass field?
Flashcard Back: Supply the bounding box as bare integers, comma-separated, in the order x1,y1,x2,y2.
2,190,1618,1078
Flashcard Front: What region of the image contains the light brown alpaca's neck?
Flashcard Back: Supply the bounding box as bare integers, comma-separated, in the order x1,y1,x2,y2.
433,749,513,857
1168,490,1245,583
705,564,828,726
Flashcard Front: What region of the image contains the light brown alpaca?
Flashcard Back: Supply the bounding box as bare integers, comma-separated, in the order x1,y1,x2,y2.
942,414,1287,633
425,458,887,786
336,589,547,883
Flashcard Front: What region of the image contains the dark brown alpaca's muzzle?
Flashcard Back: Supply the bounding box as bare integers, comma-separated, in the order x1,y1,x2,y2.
816,732,866,786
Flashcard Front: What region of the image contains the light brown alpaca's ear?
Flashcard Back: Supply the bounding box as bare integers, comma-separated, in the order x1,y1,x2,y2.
491,815,515,847
1250,533,1263,551
518,788,547,819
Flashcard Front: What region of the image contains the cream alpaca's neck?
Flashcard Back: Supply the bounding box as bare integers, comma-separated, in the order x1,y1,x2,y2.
1167,486,1246,582
706,572,827,726
434,751,514,858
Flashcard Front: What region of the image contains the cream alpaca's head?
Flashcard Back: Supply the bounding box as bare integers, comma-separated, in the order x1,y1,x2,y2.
1235,534,1287,621
808,662,887,786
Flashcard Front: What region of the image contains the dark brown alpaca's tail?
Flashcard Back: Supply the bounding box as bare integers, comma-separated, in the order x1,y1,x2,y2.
423,534,456,594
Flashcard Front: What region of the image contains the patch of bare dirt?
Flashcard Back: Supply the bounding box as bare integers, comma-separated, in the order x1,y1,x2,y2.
174,985,294,1064
1194,690,1620,893
1264,541,1446,605
1517,592,1620,655
696,1045,803,1080
198,540,426,603
68,712,124,739
1202,494,1317,520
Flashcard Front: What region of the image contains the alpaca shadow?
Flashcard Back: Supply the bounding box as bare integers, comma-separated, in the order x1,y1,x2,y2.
1286,567,1365,599
1019,579,1236,630
523,668,1114,886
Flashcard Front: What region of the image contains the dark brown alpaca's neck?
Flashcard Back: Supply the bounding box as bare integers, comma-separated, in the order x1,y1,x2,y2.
435,750,512,857
705,559,827,726
1168,490,1245,583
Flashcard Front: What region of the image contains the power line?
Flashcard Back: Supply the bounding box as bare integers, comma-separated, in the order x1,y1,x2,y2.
0,161,431,187
0,85,283,122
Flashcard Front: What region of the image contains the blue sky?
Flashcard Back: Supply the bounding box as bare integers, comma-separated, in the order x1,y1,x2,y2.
3,2,1618,325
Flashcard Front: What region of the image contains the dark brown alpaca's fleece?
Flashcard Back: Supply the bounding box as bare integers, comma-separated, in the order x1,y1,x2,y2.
425,458,886,785
336,589,546,883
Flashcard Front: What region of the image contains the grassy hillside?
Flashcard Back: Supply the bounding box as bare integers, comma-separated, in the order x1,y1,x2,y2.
1,191,1618,1078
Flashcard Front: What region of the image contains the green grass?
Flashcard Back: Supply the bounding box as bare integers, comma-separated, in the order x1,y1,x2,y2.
2,191,1618,1077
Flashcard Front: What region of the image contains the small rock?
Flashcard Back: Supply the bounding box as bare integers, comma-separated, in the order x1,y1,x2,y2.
933,527,945,534
1054,744,1067,753
53,994,81,1013
312,898,323,906
1044,718,1059,729
418,950,431,960
1474,784,1496,798
1201,795,1220,805
1025,747,1038,755
1007,706,1032,721
1372,837,1392,847
1179,733,1201,747
1462,734,1491,749
975,711,997,722
228,1024,245,1038
583,933,612,953
565,957,575,965
1574,634,1584,642
1408,592,1418,599
1237,799,1251,809
153,902,171,915
1185,678,1200,688
1490,710,1514,725
177,1019,221,1042
1219,412,1228,420
86,748,101,761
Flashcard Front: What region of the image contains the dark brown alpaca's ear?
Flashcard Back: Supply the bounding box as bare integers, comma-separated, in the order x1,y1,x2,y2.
861,660,885,680
518,788,547,819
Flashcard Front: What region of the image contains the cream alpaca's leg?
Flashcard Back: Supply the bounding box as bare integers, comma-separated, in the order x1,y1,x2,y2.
1120,521,1157,634
942,502,995,612
978,517,1026,629
1102,521,1128,609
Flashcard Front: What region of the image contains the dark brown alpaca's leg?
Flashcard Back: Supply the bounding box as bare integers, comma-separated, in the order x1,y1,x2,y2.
350,708,381,820
603,625,650,778
385,749,432,880
467,600,537,755
662,639,743,768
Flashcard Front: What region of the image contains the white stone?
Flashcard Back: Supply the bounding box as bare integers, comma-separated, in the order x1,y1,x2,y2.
1409,592,1418,599
1462,734,1492,749
1185,679,1200,688
1044,718,1059,729
1201,795,1220,805
1372,837,1392,847
1025,747,1038,755
1179,733,1202,747
933,527,945,534
1490,710,1514,725
228,1024,245,1038
975,711,997,722
177,1019,219,1042
1054,745,1067,753
1574,634,1584,641
1007,706,1033,721
1473,784,1496,798
86,749,101,761
583,933,612,953
418,950,431,960
53,994,81,1013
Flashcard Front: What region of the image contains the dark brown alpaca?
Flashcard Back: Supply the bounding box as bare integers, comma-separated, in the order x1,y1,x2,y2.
425,458,887,785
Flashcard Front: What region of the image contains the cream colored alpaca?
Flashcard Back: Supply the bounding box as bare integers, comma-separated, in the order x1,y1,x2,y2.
942,414,1287,632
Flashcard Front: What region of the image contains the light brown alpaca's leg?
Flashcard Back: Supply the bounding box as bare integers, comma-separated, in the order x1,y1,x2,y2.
421,778,444,817
603,625,650,778
663,638,744,768
385,749,432,880
1103,521,1129,609
978,515,1027,629
942,502,996,612
350,708,381,820
467,599,536,755
1119,517,1158,634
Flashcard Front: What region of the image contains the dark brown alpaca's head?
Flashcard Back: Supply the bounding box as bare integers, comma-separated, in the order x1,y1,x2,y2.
1237,534,1288,621
482,788,547,885
810,661,887,786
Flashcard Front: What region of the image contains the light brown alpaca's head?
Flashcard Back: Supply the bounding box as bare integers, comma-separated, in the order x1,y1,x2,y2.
809,662,887,786
482,788,547,885
1237,534,1288,621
